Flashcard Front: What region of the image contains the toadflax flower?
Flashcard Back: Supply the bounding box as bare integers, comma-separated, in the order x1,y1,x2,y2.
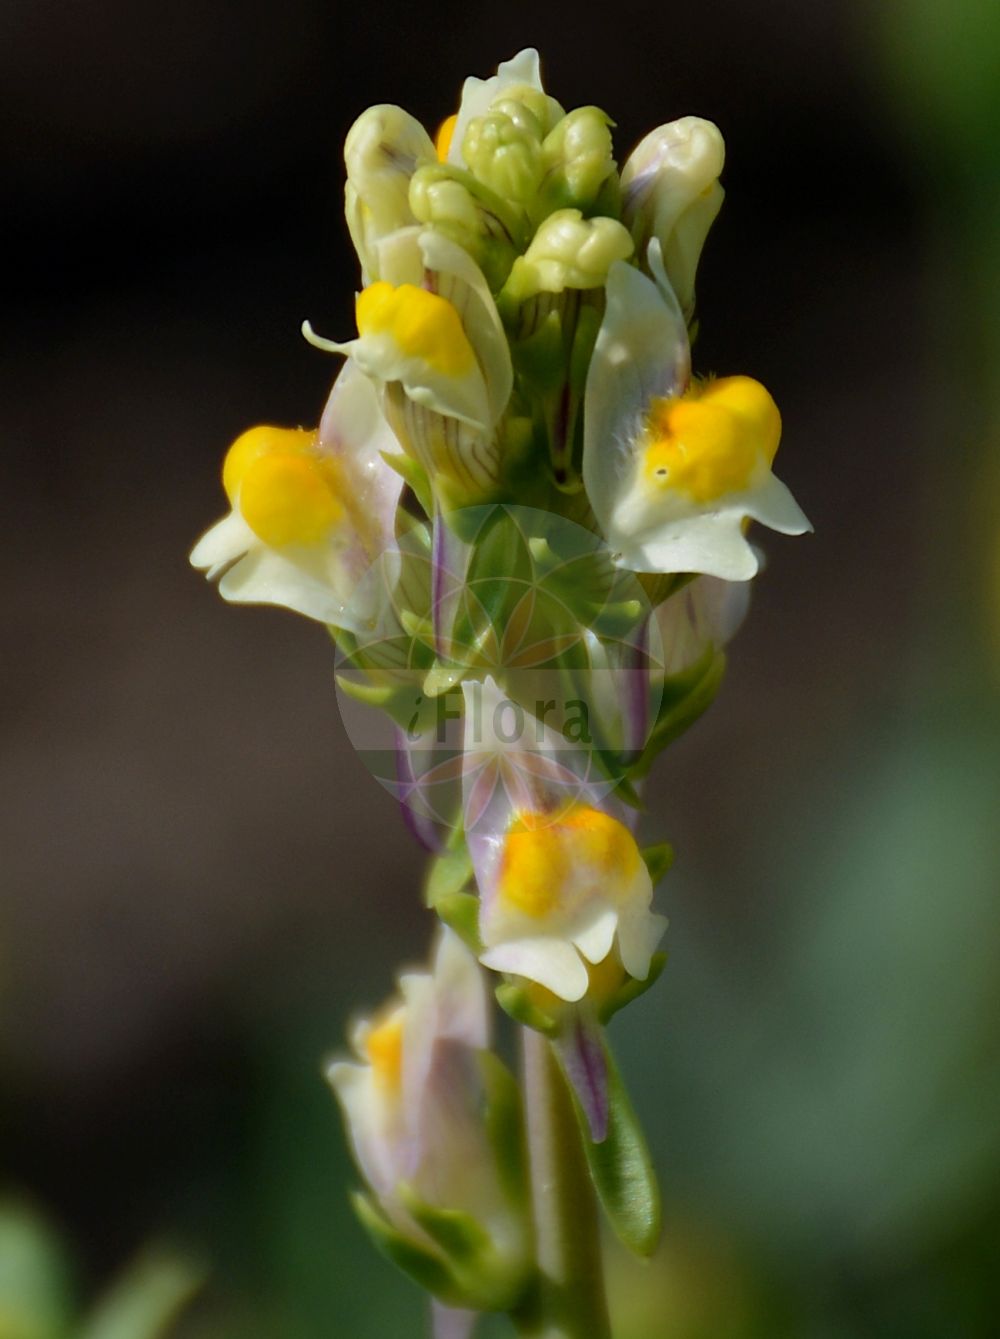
190,360,403,626
304,226,512,509
327,927,530,1310
461,677,667,1006
583,248,811,580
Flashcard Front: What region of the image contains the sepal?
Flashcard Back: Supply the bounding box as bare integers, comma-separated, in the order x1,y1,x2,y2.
425,847,475,905
633,648,727,776
641,844,675,885
495,983,560,1037
596,951,668,1025
478,1052,529,1214
351,1192,465,1304
396,1179,529,1312
432,893,483,955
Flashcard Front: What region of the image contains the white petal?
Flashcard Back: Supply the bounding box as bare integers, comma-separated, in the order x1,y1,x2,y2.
617,909,669,981
480,937,589,1002
744,470,813,535
218,544,354,624
571,906,619,965
189,508,255,578
617,509,760,581
583,260,690,539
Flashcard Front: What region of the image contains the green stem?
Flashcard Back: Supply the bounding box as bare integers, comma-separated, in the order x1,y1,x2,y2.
512,1028,611,1339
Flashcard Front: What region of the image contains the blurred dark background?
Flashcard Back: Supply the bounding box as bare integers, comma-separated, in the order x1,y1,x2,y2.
3,1,1000,1335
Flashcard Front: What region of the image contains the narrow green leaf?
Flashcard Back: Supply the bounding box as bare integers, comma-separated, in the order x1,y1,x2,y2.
578,1041,661,1256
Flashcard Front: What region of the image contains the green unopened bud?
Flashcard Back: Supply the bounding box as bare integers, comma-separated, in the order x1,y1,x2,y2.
488,86,564,137
502,209,634,304
620,116,725,322
344,105,436,279
533,106,617,223
462,112,544,205
408,163,522,290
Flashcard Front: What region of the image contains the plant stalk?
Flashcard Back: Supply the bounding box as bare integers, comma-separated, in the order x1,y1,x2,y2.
512,1027,611,1339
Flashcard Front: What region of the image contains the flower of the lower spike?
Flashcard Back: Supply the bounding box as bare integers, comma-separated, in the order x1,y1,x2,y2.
461,678,666,1003
304,227,511,505
621,116,726,323
189,360,402,626
327,929,529,1305
583,256,811,581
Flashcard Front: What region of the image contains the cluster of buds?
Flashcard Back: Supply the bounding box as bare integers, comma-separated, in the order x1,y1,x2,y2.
191,48,810,1334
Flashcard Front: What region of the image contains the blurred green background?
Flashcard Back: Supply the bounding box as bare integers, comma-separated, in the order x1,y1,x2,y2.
2,1,999,1335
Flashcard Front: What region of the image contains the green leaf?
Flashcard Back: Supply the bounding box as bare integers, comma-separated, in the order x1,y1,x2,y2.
579,1041,661,1256
350,1193,461,1304
77,1248,205,1339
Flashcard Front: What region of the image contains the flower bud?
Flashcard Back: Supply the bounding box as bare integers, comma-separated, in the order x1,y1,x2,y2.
489,86,564,137
620,116,725,322
501,209,634,304
327,929,530,1310
408,163,520,291
344,104,436,279
462,112,544,206
533,106,617,223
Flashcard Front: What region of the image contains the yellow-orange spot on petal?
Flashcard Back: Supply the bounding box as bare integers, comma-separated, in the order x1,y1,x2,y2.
642,376,781,503
435,113,458,162
365,1010,404,1091
498,805,642,919
356,281,476,378
222,425,315,506
239,453,344,547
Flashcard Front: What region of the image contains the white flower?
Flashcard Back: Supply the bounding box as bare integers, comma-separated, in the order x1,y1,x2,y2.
461,677,666,1003
583,253,811,581
327,929,522,1263
189,359,402,627
621,116,726,321
304,226,512,505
